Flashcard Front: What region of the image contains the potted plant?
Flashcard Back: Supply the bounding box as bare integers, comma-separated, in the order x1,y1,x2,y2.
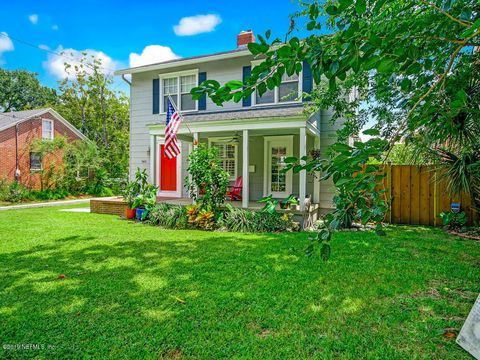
280,194,299,210
132,186,157,221
122,180,138,219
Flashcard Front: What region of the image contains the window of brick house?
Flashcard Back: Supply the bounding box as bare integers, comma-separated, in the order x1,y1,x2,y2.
30,152,42,171
42,119,54,140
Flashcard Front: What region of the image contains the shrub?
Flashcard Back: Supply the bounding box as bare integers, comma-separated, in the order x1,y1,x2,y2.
439,211,467,229
184,144,229,210
147,203,189,229
223,204,295,233
186,204,216,230
0,181,28,203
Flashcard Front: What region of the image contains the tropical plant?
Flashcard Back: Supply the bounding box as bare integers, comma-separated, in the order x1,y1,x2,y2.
128,168,157,211
223,204,296,233
280,194,299,209
258,195,279,214
439,211,468,229
184,144,230,210
146,203,189,229
185,204,217,230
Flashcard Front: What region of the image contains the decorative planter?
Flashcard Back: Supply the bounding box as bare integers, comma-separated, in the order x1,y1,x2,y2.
136,208,146,221
125,208,136,219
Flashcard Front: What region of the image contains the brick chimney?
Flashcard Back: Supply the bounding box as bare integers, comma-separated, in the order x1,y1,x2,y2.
237,30,256,48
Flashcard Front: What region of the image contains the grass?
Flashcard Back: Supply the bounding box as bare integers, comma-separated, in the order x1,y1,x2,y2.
0,206,479,359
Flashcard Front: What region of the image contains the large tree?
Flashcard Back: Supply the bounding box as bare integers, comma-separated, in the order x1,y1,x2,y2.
0,69,57,112
56,54,130,185
191,0,480,254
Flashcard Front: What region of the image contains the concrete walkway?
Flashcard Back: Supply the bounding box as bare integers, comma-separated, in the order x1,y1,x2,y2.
0,198,92,211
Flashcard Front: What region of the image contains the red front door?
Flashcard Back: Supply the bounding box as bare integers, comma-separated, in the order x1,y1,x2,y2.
160,145,177,191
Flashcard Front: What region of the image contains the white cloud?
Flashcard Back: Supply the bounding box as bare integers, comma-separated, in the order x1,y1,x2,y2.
52,24,59,31
173,14,221,36
38,44,50,51
43,46,118,80
29,14,39,25
0,32,14,64
128,45,179,67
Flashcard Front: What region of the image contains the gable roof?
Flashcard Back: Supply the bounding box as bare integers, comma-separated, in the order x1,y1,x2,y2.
114,47,251,75
0,108,88,141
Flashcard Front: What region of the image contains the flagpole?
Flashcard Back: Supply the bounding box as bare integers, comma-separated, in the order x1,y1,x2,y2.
167,95,193,136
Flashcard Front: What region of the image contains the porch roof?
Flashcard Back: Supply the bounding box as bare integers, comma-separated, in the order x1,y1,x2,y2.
147,103,319,136
182,103,305,122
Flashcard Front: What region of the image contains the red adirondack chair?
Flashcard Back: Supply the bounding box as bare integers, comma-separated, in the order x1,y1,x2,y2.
226,176,243,201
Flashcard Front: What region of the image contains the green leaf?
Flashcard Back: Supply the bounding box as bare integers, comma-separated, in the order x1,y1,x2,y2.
325,5,338,15
363,128,380,136
377,59,395,73
335,177,351,186
307,20,316,31
355,0,366,15
284,156,298,163
320,243,331,261
369,34,382,47
225,80,244,90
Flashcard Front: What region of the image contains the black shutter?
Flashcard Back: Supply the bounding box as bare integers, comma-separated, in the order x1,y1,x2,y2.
152,78,160,114
198,72,207,110
302,60,313,100
242,66,251,107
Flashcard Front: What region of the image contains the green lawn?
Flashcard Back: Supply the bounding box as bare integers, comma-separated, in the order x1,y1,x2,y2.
0,207,479,359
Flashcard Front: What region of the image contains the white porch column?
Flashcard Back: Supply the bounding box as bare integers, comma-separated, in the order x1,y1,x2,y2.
150,135,156,186
242,129,249,208
299,127,307,210
313,135,320,204
193,132,199,148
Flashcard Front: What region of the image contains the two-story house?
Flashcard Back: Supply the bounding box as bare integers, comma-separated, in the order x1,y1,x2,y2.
116,31,350,211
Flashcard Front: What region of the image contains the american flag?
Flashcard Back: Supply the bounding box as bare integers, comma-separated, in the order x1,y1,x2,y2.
164,97,183,159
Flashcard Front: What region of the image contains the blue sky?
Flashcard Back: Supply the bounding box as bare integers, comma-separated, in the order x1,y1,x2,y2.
0,0,314,93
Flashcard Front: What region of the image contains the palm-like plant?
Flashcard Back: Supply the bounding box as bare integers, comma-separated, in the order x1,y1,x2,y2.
417,56,480,220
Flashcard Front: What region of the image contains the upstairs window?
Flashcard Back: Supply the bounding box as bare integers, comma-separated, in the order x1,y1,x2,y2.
253,71,302,106
42,119,54,140
161,71,198,113
30,152,42,171
279,74,299,102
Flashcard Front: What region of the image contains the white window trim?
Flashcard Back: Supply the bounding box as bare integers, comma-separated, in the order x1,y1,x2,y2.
263,135,293,198
30,152,43,171
250,60,303,107
159,69,199,114
208,137,238,181
42,119,54,140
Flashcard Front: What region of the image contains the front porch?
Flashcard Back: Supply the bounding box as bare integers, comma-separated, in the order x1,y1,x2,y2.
148,112,322,211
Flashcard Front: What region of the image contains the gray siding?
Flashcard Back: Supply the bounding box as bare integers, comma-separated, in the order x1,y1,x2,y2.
128,55,346,209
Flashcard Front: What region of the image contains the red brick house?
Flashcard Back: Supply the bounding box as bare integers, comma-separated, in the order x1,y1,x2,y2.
0,108,87,189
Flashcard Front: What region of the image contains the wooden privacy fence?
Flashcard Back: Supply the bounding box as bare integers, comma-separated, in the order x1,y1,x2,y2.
380,165,475,226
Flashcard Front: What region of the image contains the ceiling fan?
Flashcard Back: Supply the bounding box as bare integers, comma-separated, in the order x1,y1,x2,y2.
214,132,240,144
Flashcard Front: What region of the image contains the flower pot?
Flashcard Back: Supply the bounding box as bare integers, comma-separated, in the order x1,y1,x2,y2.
125,208,136,219
136,208,146,221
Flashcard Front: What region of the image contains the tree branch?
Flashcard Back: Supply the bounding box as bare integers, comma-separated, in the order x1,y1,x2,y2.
419,0,472,27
